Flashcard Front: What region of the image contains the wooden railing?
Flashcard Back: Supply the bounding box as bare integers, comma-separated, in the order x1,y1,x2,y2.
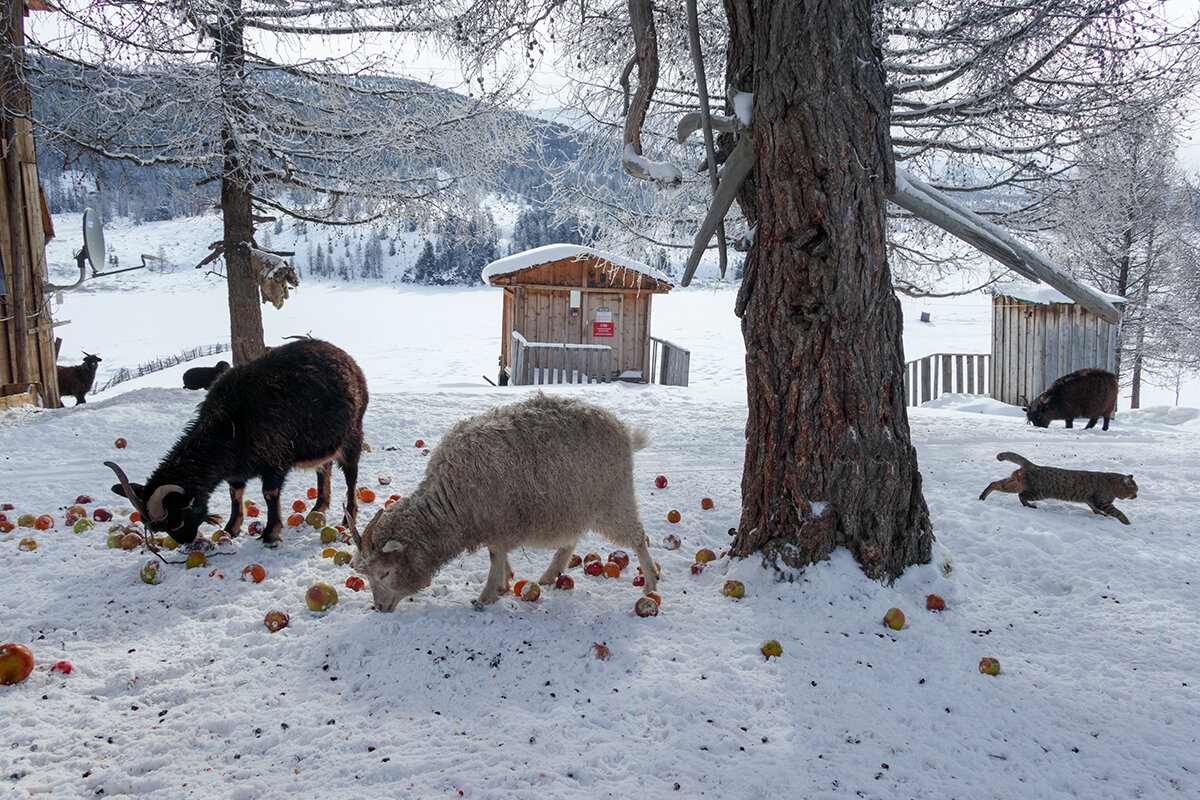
649,336,690,386
510,332,613,386
904,353,990,406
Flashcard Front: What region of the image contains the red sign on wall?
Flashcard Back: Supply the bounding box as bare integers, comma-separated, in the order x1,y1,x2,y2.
593,307,614,337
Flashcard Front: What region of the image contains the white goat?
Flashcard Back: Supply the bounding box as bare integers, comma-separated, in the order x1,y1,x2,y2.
349,394,658,611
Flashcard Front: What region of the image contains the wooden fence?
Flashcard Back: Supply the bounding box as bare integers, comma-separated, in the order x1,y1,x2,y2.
509,332,612,386
904,353,990,406
94,342,231,395
649,336,690,386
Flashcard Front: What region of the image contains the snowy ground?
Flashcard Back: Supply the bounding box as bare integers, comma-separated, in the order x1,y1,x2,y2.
1,216,1198,798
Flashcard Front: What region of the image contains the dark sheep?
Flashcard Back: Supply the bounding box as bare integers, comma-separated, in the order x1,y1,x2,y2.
57,352,102,406
107,339,368,547
183,360,231,390
1025,368,1118,430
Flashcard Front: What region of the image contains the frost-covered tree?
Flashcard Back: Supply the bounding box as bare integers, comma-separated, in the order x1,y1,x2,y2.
28,1,532,363
1050,108,1200,406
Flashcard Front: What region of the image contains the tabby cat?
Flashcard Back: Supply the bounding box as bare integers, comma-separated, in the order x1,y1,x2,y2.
979,452,1138,525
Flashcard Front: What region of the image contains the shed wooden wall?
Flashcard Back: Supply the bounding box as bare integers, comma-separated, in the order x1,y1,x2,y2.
1,6,58,408
991,297,1120,406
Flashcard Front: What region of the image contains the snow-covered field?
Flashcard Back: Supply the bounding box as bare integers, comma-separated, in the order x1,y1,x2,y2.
1,215,1198,798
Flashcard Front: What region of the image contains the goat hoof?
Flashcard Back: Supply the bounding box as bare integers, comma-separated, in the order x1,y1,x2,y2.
261,537,281,549
472,600,486,612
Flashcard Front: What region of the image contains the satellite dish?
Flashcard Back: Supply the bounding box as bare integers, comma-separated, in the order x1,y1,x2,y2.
81,208,105,275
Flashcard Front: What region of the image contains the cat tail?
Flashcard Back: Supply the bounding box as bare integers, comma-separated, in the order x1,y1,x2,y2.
996,452,1032,467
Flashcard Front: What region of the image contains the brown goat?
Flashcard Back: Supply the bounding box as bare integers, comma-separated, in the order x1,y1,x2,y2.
1025,369,1118,430
57,352,102,407
108,339,367,547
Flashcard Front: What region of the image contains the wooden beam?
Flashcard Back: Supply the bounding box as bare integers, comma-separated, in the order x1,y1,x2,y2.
890,167,1121,324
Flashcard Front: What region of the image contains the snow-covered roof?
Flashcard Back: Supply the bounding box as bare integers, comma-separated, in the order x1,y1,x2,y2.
990,280,1127,307
481,244,673,286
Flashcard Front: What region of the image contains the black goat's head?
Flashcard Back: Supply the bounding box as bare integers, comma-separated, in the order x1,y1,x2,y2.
105,461,209,544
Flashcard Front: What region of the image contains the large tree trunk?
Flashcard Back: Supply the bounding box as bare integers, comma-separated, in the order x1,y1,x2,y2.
217,0,264,365
725,0,932,580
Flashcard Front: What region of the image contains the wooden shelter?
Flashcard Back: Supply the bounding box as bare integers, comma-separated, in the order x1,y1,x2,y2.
990,281,1126,406
1,2,59,409
483,244,688,386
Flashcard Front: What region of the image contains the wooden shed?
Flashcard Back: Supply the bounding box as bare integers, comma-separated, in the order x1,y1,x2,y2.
2,5,60,410
990,281,1127,406
483,244,689,386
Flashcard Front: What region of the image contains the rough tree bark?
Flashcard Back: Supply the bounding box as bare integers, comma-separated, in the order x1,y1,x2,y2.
725,0,932,580
216,0,265,366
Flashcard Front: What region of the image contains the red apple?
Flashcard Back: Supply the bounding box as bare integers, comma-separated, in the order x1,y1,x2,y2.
602,562,621,578
584,560,604,577
519,581,541,602
34,514,54,530
608,550,630,569
722,579,745,598
567,554,582,568
554,574,574,590
634,597,659,617
247,520,264,537
292,499,307,513
0,643,35,685
592,643,612,661
241,564,266,583
979,657,1001,676
690,562,705,575
345,576,366,591
49,660,73,676
378,475,392,486
0,521,12,534
414,439,425,448
512,579,529,597
65,506,87,524
74,495,93,505
264,610,290,632
583,552,601,564
667,509,681,524
93,508,113,522
17,537,38,551
700,497,715,510
305,582,339,612
245,505,260,518
185,551,207,569
654,475,668,489
695,548,717,563
632,574,645,587
926,593,947,611
0,503,13,511
114,437,127,449
883,608,906,630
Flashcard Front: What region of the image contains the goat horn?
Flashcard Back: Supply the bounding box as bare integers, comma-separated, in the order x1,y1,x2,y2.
147,484,184,522
345,505,363,549
105,461,149,519
681,134,754,286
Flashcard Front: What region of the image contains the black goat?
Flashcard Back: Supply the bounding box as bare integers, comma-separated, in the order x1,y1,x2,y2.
57,352,102,407
183,360,231,390
108,339,368,547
